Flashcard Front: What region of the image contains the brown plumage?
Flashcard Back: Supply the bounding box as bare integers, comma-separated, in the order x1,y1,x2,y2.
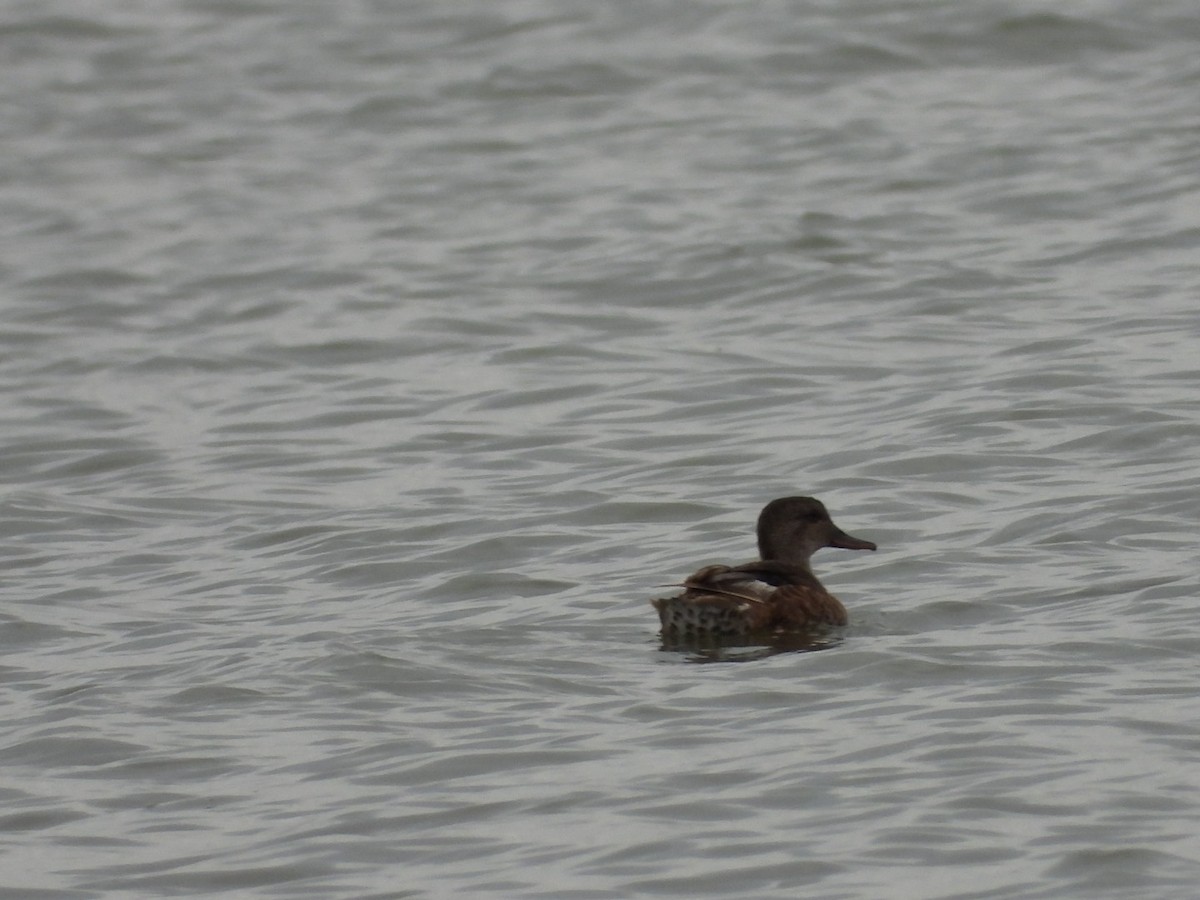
652,497,876,638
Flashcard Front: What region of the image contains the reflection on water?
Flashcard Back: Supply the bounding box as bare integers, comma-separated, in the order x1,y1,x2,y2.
659,628,846,663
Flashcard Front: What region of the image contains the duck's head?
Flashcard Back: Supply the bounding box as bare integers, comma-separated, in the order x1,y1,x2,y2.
756,496,877,566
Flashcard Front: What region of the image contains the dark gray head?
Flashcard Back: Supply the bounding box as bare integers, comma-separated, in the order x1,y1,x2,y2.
756,496,876,566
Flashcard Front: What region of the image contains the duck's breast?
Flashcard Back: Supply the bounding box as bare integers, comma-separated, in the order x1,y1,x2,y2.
769,584,848,627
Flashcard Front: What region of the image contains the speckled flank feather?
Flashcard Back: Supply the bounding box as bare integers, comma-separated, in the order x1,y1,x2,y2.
652,591,769,637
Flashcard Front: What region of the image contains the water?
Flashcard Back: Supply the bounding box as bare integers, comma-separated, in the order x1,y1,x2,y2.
3,1,1200,897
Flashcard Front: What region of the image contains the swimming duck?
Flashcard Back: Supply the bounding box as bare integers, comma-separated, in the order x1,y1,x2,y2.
652,496,875,637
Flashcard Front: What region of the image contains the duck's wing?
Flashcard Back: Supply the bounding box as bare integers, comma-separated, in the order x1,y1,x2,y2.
728,560,823,589
680,564,775,605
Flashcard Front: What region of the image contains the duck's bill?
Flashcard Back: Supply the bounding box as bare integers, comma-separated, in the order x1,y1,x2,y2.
829,529,877,551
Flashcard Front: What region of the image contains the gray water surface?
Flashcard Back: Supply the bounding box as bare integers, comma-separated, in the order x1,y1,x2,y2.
4,1,1200,897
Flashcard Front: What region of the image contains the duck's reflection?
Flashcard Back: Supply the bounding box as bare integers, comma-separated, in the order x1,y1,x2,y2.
658,628,844,663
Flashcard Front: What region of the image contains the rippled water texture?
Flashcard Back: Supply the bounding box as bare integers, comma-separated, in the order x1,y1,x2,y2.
4,1,1200,897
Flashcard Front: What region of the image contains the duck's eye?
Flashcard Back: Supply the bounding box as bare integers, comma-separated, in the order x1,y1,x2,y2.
799,510,823,523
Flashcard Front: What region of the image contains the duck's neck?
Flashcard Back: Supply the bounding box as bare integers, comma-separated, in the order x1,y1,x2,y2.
757,533,813,571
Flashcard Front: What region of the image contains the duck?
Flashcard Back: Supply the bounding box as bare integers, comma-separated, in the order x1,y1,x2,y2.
652,496,876,637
